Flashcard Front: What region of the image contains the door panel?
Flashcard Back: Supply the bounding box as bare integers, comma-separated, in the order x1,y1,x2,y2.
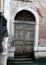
14,21,35,55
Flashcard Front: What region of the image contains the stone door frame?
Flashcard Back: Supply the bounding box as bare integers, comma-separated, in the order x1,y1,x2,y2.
12,7,39,58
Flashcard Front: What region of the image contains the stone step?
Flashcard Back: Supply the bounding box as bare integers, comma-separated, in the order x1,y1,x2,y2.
14,58,34,62
15,55,34,58
13,60,36,64
7,58,36,64
14,52,35,63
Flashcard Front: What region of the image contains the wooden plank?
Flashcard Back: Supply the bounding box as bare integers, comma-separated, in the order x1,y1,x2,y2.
15,29,35,31
15,24,35,31
14,21,35,25
15,39,34,41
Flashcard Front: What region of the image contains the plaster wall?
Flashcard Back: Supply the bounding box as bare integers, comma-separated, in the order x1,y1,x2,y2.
9,0,46,47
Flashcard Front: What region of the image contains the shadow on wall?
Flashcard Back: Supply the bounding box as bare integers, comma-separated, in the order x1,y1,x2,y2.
0,12,8,53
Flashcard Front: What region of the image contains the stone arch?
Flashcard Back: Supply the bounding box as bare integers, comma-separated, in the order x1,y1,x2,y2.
14,10,35,21
11,7,39,58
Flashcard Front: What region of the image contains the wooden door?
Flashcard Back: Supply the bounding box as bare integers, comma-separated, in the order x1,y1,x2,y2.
14,20,35,55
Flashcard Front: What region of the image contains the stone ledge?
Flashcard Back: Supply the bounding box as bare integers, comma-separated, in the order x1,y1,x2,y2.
8,52,14,58
34,47,46,59
35,51,46,59
8,47,15,52
0,52,7,55
8,47,15,58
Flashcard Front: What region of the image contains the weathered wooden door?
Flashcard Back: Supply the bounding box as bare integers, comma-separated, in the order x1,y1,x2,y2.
14,10,35,62
14,21,35,55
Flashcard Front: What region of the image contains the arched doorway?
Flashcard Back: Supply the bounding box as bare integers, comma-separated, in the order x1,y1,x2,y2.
13,9,37,62
13,9,39,61
14,10,35,55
